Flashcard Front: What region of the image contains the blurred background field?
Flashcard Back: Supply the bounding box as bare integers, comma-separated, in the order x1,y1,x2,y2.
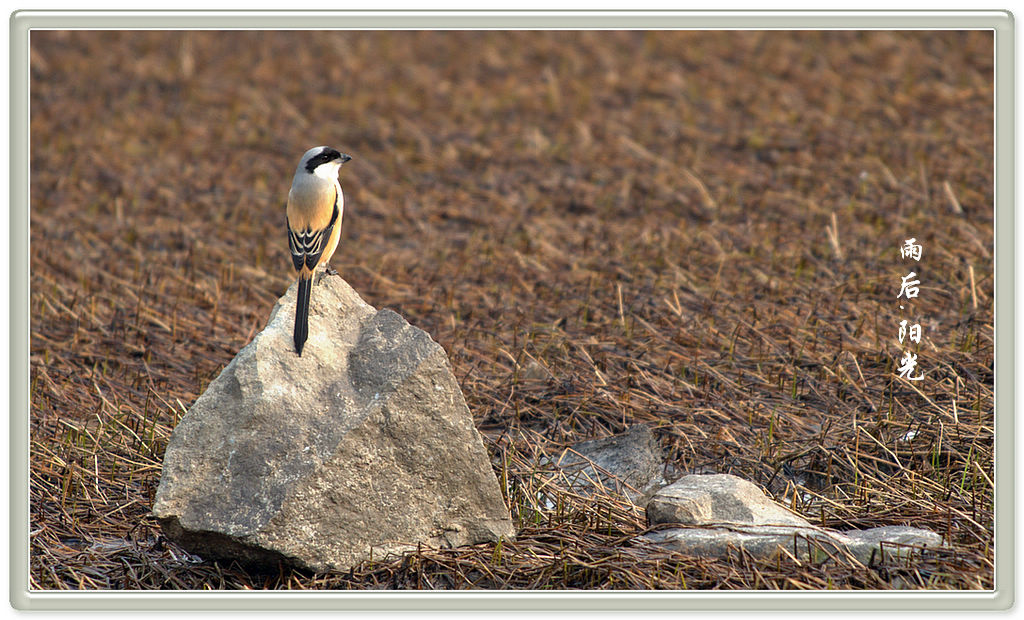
29,30,994,589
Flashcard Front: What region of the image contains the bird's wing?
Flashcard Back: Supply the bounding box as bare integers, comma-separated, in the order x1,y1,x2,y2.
286,189,340,271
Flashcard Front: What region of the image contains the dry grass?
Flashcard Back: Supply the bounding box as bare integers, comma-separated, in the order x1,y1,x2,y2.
29,30,994,590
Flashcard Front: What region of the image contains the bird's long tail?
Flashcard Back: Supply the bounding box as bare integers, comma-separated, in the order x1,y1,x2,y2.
294,274,312,356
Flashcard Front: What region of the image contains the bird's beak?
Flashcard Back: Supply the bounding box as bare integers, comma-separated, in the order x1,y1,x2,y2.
340,154,352,164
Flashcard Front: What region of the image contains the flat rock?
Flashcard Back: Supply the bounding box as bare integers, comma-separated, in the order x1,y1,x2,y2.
152,276,515,573
842,525,944,562
644,474,942,564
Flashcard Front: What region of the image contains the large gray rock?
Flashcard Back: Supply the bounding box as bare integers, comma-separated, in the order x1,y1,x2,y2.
152,276,515,573
644,474,942,564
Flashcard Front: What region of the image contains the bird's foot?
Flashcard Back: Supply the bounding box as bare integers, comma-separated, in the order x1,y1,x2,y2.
315,264,339,285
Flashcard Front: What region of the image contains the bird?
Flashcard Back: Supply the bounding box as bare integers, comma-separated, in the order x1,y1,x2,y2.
285,146,352,356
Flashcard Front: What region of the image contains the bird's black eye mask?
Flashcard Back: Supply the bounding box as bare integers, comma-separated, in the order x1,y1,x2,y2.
305,148,342,173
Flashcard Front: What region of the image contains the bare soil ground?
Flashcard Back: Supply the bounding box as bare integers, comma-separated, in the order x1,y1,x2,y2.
29,30,994,590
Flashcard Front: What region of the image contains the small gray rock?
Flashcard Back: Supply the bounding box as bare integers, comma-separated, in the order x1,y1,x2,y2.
646,473,809,528
518,360,553,382
555,424,665,503
152,276,514,573
643,474,942,563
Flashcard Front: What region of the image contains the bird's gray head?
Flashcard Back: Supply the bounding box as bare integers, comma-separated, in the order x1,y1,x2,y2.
298,146,352,181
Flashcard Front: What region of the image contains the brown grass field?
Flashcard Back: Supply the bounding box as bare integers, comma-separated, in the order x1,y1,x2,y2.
29,30,994,590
